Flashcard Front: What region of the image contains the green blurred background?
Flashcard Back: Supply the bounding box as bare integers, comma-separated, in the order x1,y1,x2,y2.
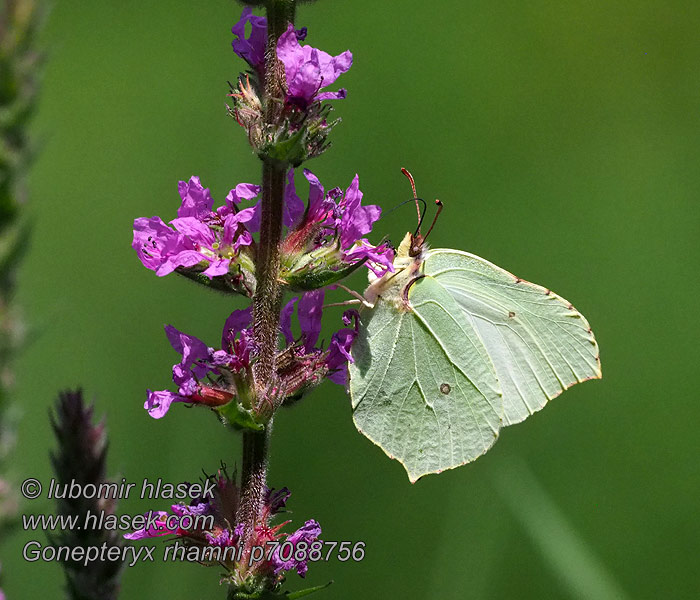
4,0,699,598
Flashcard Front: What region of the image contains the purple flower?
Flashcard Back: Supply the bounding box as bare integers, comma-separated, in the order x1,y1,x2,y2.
231,9,350,108
345,239,396,277
281,169,394,280
177,176,214,219
123,471,320,581
279,293,359,387
221,307,255,371
326,310,360,385
283,168,305,228
171,496,213,519
232,8,308,72
123,511,176,540
280,290,324,350
145,389,189,420
338,175,381,248
271,519,322,577
132,216,200,277
145,310,255,419
205,526,242,548
277,25,352,107
298,290,324,351
231,7,268,69
133,176,260,283
265,487,291,514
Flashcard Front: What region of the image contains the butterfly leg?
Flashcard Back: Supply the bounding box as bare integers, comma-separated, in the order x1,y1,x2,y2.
324,299,363,309
334,284,374,308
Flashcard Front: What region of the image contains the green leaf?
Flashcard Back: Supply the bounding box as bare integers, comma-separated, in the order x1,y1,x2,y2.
284,581,333,599
280,252,368,291
233,581,332,600
216,402,265,432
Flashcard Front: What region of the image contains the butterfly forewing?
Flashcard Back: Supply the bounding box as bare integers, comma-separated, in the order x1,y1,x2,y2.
423,249,601,426
350,275,502,482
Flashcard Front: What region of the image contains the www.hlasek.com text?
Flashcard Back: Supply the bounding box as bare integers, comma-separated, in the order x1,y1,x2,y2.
22,509,212,533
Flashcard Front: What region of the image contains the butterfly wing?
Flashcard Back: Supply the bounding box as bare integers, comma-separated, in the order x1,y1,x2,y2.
424,249,601,426
349,275,502,482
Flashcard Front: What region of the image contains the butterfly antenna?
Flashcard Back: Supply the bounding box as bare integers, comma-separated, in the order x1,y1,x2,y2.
401,167,424,235
383,196,426,220
423,199,444,243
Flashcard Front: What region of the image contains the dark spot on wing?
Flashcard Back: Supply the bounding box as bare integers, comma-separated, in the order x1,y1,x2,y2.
440,383,451,394
508,311,516,318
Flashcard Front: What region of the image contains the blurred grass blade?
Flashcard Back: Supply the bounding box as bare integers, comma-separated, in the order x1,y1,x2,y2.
493,459,629,600
0,7,46,596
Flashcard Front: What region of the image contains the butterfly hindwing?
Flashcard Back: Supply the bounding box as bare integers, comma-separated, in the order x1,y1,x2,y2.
423,249,601,426
350,275,502,483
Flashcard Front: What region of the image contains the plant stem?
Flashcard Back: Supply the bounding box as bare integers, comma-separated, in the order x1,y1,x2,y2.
238,0,296,543
252,160,285,396
238,426,271,542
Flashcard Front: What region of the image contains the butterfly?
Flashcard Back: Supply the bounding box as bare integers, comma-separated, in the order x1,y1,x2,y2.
348,169,601,482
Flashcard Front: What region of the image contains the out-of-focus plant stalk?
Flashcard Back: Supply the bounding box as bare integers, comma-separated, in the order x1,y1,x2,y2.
0,1,44,593
50,390,125,600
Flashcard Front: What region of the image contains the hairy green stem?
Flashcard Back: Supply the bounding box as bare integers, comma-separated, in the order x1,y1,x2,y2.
251,160,285,396
238,0,296,547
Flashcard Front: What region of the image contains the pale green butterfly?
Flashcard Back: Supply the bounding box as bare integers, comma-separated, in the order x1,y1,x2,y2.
347,170,601,482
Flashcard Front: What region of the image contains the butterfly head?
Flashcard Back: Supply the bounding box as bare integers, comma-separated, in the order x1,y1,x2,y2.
364,171,443,309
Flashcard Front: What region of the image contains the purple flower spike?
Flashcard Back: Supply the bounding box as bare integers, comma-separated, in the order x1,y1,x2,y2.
231,7,268,69
277,25,352,107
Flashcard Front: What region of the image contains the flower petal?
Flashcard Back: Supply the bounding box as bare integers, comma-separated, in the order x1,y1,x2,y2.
177,176,213,219
280,297,298,344
221,307,253,349
170,217,216,248
231,7,268,69
144,390,188,419
298,290,324,351
226,182,262,207
124,510,176,539
283,170,305,228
